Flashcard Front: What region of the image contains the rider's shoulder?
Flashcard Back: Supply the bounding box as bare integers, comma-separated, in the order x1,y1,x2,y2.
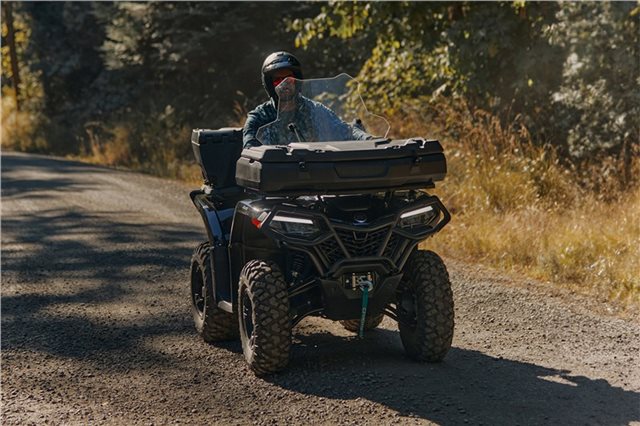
249,98,277,116
303,97,332,112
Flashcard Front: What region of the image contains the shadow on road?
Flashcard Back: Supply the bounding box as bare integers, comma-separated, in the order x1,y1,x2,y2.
2,204,202,370
1,152,108,200
2,206,202,369
2,152,211,376
264,328,640,426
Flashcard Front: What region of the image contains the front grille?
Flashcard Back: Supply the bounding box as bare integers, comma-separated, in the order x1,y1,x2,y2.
315,225,406,269
383,232,401,260
335,226,391,258
318,238,343,265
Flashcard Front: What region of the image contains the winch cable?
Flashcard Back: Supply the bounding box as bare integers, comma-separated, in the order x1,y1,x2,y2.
358,280,374,338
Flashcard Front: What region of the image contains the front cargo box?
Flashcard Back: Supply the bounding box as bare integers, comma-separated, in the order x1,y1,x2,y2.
235,138,447,195
192,128,243,188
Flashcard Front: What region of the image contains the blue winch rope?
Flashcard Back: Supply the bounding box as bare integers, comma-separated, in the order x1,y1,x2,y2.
358,281,373,339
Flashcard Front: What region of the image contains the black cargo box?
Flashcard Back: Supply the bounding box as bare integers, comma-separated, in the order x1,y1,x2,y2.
235,138,447,195
191,128,243,188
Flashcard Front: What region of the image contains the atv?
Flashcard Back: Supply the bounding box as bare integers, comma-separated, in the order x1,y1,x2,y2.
189,74,454,375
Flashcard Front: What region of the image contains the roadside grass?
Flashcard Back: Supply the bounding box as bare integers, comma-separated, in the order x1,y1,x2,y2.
1,94,203,186
394,99,639,309
81,123,202,186
426,190,639,307
1,95,47,152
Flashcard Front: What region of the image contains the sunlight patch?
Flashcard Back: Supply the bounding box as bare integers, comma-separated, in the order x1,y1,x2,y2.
538,375,578,387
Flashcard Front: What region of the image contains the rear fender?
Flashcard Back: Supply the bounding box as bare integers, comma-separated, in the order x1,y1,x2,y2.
190,190,234,307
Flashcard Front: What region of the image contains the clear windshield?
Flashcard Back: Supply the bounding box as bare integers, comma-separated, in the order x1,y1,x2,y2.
256,73,390,145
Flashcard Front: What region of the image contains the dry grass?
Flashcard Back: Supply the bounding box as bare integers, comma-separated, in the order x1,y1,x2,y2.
1,94,47,152
2,92,203,185
394,99,639,309
81,118,202,186
427,192,639,306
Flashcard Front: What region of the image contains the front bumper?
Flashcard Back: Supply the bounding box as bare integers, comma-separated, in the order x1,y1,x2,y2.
318,273,403,320
257,194,450,277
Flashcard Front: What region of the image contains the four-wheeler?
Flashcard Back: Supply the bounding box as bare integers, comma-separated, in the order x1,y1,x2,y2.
189,74,454,375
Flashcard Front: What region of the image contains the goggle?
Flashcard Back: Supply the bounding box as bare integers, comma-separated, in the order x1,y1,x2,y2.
272,76,294,88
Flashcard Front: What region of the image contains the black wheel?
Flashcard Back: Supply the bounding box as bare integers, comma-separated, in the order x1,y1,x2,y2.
238,260,291,375
397,250,454,362
190,242,238,342
340,314,384,333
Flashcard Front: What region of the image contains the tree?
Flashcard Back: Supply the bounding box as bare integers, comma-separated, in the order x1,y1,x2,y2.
547,2,639,184
292,1,564,120
2,2,22,110
21,2,110,153
292,0,639,176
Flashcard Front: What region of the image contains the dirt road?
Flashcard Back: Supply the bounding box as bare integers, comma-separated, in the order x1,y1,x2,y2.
2,151,639,425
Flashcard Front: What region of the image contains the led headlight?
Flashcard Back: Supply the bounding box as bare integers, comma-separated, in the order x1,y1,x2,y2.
269,214,322,239
398,205,436,230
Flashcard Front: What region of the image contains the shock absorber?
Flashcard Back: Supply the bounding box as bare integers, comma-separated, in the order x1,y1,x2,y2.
290,251,306,284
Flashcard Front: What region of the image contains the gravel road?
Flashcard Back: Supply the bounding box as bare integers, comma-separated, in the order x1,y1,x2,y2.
2,151,639,425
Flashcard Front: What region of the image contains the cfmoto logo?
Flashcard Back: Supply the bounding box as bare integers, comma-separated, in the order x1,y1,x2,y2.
353,213,367,224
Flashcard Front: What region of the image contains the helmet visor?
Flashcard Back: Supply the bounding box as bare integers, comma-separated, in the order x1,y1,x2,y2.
272,76,294,88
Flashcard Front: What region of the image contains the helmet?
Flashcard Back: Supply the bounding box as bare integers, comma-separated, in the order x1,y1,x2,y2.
261,51,303,100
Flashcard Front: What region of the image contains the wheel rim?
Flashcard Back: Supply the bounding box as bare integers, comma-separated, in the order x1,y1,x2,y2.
241,290,255,345
191,264,206,317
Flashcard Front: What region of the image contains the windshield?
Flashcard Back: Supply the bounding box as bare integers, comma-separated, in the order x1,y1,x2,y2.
256,74,390,145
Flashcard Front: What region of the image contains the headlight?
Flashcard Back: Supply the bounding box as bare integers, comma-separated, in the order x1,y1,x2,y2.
398,205,437,230
269,214,322,239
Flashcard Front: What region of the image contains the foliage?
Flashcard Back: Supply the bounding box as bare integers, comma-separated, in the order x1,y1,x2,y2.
293,3,561,119
1,2,340,172
16,2,107,154
546,2,639,184
292,1,639,183
1,4,47,152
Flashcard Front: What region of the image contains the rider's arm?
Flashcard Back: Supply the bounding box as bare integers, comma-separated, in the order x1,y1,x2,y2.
313,102,373,141
242,101,277,147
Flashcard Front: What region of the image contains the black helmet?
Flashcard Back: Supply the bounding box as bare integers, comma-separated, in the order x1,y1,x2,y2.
261,51,303,100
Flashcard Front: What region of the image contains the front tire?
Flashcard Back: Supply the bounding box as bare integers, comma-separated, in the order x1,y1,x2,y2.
397,250,454,362
238,260,291,375
190,242,238,342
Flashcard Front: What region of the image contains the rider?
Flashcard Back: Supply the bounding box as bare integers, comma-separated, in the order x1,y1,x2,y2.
243,51,371,148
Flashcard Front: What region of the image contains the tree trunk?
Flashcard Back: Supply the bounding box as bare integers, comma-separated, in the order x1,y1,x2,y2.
3,2,22,111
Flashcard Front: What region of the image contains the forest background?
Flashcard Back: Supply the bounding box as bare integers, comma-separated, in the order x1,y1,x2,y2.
1,2,638,310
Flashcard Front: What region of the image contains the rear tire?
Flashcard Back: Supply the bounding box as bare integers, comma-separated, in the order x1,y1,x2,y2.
190,242,238,342
340,314,384,333
238,260,291,375
397,250,454,362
